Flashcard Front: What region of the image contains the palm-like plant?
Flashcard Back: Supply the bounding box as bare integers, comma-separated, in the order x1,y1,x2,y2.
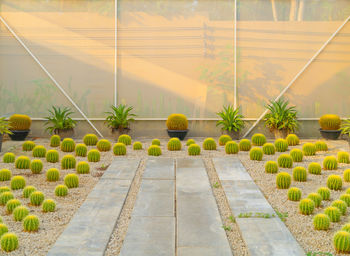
0,117,12,135
216,106,244,132
341,119,350,136
44,106,76,134
105,104,136,131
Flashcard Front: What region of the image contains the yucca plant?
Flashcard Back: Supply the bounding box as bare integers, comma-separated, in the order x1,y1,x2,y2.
44,106,76,134
0,117,12,152
105,104,136,132
216,106,244,139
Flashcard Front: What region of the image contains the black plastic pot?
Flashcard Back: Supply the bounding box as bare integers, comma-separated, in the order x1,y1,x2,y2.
319,129,341,140
167,130,188,140
0,134,3,152
9,130,30,141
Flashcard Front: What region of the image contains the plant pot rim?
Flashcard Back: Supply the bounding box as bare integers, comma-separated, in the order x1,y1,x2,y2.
319,129,341,132
9,129,30,132
167,129,189,132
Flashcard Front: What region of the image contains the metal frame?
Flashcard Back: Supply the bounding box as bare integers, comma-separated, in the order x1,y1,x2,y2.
233,0,237,109
114,0,118,107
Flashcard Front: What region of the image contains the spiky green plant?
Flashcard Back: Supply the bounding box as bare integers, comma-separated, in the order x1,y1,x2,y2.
75,143,87,157
334,231,350,253
55,185,68,197
332,200,347,215
105,104,136,131
148,145,162,156
287,187,301,201
30,159,43,174
9,114,31,130
30,191,45,206
216,106,244,133
290,149,303,162
0,192,14,205
319,114,341,130
251,133,266,146
186,139,195,146
50,135,60,147
46,149,59,163
274,139,288,152
167,138,182,151
308,162,321,175
327,175,342,190
44,106,76,134
292,166,307,182
13,206,29,221
262,143,275,155
265,161,278,174
317,187,331,201
15,156,30,169
323,156,338,170
276,172,291,189
87,149,100,162
225,141,239,154
32,145,46,158
218,135,232,146
60,138,75,152
188,144,201,156
76,161,90,174
203,138,217,150
152,139,161,146
61,155,76,169
42,199,56,212
23,186,36,198
0,224,8,237
0,233,18,252
249,147,263,161
325,206,341,222
286,134,299,146
22,141,35,151
0,169,11,181
113,143,127,155
0,187,10,194
6,199,21,214
46,168,60,182
10,176,26,190
83,134,98,146
277,154,293,168
3,153,15,163
166,113,188,130
340,194,350,207
64,174,79,188
97,139,111,152
338,151,350,164
118,134,132,145
313,214,330,230
23,215,39,232
299,198,315,215
344,169,350,182
302,143,316,156
239,139,251,151
315,141,328,151
307,193,322,207
133,141,143,150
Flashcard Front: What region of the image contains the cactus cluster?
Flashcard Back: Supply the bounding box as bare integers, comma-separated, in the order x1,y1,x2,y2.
313,214,330,230
75,144,88,157
118,134,132,145
3,153,15,163
188,144,201,156
323,156,338,170
30,159,43,174
274,139,288,152
22,141,35,151
113,143,127,155
30,191,45,206
286,134,299,146
23,215,39,232
87,149,100,162
299,198,315,215
334,231,350,253
262,143,275,155
239,139,251,151
11,176,26,190
324,206,341,222
287,187,301,201
15,156,30,169
167,138,182,151
319,114,341,130
186,139,195,146
276,172,291,189
340,194,350,206
265,161,278,174
32,145,46,158
293,166,307,182
0,169,11,181
290,149,303,162
332,200,347,215
46,149,59,163
97,139,111,152
61,138,75,152
6,199,21,214
308,162,322,175
13,206,29,221
307,193,322,207
277,154,293,168
338,151,350,164
50,135,60,147
9,114,31,130
133,141,143,150
203,138,217,150
0,192,14,205
23,186,37,198
42,199,56,212
61,155,76,169
166,114,188,130
225,141,239,154
218,135,232,146
249,147,263,161
344,169,350,182
55,185,68,197
83,134,98,146
46,168,60,182
315,141,328,151
152,139,161,146
251,133,266,146
64,174,79,188
0,233,18,252
148,145,162,156
302,143,316,156
317,187,331,201
76,161,90,174
327,175,342,191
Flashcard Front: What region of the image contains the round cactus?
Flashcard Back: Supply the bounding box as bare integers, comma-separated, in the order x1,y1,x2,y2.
276,172,291,189
133,141,143,150
292,166,307,182
75,143,88,157
251,133,266,146
87,149,100,162
186,139,195,146
225,141,239,154
0,169,11,181
319,114,341,130
324,206,341,222
30,191,45,206
3,153,15,163
287,187,301,201
64,174,79,188
340,194,350,207
23,186,36,198
15,156,30,169
50,135,60,147
239,139,251,151
274,139,288,152
249,147,263,161
113,143,127,155
32,145,46,158
1,233,18,252
323,156,338,170
313,214,330,230
97,139,111,152
0,192,14,205
342,224,350,233
6,199,21,214
0,224,8,237
188,144,201,156
308,162,321,175
332,200,347,215
61,138,76,152
302,143,316,156
338,151,350,164
167,138,182,151
317,187,331,201
148,145,162,156
0,186,10,194
152,139,161,146
334,231,350,253
327,175,342,190
46,149,59,163
203,138,217,150
262,143,275,155
166,114,188,130
22,141,35,151
277,154,293,168
265,161,278,174
118,134,132,145
218,135,232,146
315,141,328,151
23,215,39,232
42,199,56,212
76,161,90,174
46,168,60,182
55,185,68,197
9,114,31,130
61,155,76,169
10,176,26,190
13,206,29,221
83,134,98,146
290,149,303,162
286,134,299,146
299,198,315,215
30,159,43,174
307,193,322,207
344,169,350,182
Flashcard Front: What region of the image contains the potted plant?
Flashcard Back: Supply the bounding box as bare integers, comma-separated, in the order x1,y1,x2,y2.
319,114,342,140
216,105,244,140
105,104,136,138
340,118,350,147
45,106,76,139
264,98,298,139
0,117,12,151
166,114,188,140
8,114,31,141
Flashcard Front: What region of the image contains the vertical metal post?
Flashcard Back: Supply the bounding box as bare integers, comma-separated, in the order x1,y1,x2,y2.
233,0,237,109
114,0,118,107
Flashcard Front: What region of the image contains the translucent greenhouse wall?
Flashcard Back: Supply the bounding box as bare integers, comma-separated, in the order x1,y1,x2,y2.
0,0,350,122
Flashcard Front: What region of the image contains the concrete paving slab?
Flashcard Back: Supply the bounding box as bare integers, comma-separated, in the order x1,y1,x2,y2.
143,158,174,180
213,157,252,181
101,158,140,180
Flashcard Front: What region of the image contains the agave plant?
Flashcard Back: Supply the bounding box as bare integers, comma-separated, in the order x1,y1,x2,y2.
105,105,136,131
44,106,76,134
0,117,12,135
341,119,350,136
216,106,244,133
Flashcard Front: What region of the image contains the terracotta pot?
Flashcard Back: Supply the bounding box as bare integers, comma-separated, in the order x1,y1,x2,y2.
111,128,130,141
222,130,240,140
56,129,74,139
273,129,288,139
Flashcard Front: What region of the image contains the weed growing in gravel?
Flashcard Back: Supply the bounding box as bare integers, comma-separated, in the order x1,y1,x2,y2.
229,215,235,223
306,252,333,256
237,212,275,218
222,225,232,231
213,182,220,188
275,210,288,222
